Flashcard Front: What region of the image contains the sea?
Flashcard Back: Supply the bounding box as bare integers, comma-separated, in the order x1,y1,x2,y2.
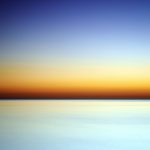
0,100,150,150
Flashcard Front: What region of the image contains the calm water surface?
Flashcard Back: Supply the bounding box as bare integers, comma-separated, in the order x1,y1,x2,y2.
0,100,150,150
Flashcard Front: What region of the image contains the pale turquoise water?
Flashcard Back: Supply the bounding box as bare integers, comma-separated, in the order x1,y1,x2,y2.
0,100,150,150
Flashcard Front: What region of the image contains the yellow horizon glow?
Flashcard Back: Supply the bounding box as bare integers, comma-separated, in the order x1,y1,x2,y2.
1,62,150,95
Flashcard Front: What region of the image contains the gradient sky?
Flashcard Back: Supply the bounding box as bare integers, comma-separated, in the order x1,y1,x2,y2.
1,0,150,98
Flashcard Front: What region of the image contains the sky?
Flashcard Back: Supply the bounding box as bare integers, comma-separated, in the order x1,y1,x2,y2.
1,0,150,98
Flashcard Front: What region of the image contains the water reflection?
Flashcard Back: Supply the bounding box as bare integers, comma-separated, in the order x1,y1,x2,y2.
0,100,150,150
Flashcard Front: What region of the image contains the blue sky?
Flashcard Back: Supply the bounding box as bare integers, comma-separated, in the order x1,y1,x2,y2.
2,0,150,65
